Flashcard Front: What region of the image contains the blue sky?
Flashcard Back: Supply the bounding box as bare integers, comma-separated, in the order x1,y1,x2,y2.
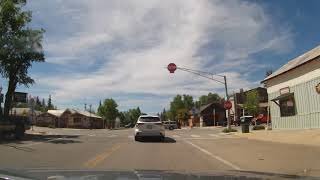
3,0,320,113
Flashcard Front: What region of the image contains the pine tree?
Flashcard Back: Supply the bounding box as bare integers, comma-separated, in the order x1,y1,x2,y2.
41,98,46,107
47,95,53,110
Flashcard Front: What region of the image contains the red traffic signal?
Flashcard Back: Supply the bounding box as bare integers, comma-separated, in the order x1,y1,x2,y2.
167,63,177,73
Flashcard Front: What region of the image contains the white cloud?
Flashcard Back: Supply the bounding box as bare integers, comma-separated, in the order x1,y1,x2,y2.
28,0,293,112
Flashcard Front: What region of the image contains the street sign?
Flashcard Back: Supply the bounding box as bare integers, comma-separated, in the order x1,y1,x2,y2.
13,92,27,103
167,63,177,73
224,100,232,110
316,83,320,94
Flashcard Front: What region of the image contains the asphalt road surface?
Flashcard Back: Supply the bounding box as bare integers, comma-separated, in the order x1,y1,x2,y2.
0,127,320,178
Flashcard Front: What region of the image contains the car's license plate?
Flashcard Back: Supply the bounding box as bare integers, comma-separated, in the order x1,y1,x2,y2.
147,125,152,129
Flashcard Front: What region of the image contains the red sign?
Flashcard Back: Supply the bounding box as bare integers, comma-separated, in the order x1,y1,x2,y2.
224,100,232,110
167,63,177,73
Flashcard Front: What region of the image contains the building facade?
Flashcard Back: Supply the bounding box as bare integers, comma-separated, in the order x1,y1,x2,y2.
36,109,104,129
263,45,320,129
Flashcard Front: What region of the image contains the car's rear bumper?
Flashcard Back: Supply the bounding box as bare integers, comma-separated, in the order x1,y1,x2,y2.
135,129,165,137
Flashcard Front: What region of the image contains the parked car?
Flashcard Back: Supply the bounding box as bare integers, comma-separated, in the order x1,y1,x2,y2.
134,115,165,141
124,123,134,128
251,114,271,125
240,116,253,125
163,121,178,130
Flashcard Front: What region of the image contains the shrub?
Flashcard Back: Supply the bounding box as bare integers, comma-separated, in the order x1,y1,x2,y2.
222,128,238,133
48,124,56,129
252,125,265,130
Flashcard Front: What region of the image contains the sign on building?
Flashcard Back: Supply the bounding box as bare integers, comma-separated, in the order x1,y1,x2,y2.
13,92,27,103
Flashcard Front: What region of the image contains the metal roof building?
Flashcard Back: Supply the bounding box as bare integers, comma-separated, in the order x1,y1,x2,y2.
263,45,320,129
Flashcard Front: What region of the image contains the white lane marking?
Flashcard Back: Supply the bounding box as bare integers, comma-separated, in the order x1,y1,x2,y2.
209,134,220,138
190,134,200,138
128,135,133,139
172,135,180,138
108,134,117,138
184,140,241,170
88,134,96,137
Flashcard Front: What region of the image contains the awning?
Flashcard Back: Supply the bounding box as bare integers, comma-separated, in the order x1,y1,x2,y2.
271,93,294,106
271,93,294,101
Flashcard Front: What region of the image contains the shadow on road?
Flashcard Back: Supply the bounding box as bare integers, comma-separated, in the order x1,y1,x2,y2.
232,170,307,179
137,137,176,143
0,133,82,145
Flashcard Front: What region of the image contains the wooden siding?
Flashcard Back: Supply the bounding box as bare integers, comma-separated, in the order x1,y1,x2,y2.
269,76,320,129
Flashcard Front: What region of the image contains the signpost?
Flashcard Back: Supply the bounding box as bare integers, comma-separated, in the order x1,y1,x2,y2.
13,92,27,103
167,63,232,130
167,63,177,73
224,100,232,110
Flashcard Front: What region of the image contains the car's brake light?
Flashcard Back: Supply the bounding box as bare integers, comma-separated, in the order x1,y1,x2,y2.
136,123,144,127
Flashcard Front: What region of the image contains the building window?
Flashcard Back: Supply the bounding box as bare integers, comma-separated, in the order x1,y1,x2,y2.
279,95,296,117
74,117,82,123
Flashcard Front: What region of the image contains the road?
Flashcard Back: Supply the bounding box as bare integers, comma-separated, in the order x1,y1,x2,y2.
0,127,320,178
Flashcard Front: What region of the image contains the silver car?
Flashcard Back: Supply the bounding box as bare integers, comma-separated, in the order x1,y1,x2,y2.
163,121,178,130
134,115,165,141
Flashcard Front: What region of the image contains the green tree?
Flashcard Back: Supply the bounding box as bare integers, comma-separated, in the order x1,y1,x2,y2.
244,90,259,116
0,0,45,118
183,94,194,110
128,107,142,124
169,95,184,121
160,108,167,121
41,98,45,107
176,108,189,125
47,95,54,110
98,99,119,128
195,93,221,108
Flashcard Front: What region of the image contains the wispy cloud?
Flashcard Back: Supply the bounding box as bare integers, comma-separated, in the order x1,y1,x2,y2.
26,0,293,112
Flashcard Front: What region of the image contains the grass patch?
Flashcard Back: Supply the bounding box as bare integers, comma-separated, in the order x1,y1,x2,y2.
252,125,265,130
48,124,56,129
222,128,238,133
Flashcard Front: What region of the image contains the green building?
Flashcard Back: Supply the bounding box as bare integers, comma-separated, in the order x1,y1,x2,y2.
262,45,320,129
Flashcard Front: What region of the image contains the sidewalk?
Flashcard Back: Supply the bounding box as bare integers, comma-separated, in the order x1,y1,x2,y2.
235,128,320,147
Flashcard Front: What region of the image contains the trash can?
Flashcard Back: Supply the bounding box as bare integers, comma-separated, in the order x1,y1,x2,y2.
240,116,252,133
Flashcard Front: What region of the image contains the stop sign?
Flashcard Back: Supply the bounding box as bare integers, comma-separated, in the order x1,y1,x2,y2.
167,63,177,73
224,100,232,110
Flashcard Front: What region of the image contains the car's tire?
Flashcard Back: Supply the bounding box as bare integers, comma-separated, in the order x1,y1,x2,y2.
169,126,174,130
15,124,25,140
160,136,165,142
134,136,139,141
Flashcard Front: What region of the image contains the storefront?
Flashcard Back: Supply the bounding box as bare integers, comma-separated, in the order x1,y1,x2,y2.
263,45,320,129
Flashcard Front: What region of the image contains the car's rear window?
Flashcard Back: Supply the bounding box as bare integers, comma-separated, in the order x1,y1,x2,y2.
139,117,161,122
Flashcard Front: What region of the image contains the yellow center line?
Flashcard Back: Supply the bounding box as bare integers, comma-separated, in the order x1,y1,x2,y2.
84,143,122,168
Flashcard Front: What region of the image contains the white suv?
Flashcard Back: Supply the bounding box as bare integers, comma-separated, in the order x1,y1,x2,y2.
134,115,165,141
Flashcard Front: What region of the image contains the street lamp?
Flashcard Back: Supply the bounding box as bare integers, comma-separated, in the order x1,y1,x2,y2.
167,63,232,131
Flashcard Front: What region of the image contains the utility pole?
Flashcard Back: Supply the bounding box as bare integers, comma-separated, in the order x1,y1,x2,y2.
89,104,92,130
0,86,2,121
234,91,238,126
167,63,232,131
213,108,216,126
224,76,231,130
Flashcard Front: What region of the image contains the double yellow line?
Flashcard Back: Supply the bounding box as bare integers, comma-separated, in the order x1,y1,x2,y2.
84,143,121,168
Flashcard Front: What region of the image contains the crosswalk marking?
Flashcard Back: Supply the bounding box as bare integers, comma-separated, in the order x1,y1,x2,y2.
108,135,118,138
128,135,133,139
209,134,220,138
190,134,200,138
